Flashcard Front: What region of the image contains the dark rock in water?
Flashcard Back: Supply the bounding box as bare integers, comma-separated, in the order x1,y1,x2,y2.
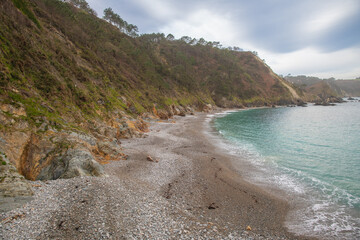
296,100,308,107
314,102,336,106
348,97,355,101
314,96,343,106
37,148,105,180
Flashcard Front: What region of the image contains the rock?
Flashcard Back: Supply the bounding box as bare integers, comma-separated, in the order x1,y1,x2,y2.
314,101,336,106
156,109,170,120
95,141,125,161
37,148,105,180
168,105,177,116
115,118,149,139
0,154,33,198
0,131,31,170
146,155,158,163
185,106,195,115
296,100,307,107
177,106,186,116
0,104,27,117
202,104,213,112
246,226,252,231
208,203,218,210
68,131,97,147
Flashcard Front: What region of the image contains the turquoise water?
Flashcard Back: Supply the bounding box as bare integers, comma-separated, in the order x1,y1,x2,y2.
213,100,360,239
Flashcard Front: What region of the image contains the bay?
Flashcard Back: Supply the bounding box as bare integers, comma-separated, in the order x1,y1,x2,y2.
213,100,360,239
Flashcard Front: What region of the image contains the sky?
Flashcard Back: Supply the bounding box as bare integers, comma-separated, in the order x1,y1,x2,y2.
87,0,360,79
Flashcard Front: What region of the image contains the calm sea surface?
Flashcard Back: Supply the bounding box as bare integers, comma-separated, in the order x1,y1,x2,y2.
212,100,360,239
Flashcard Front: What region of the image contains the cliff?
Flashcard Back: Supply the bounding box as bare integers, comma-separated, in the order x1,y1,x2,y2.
286,75,360,100
0,0,301,185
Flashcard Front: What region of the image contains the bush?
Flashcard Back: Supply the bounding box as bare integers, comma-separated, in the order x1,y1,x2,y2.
11,0,41,28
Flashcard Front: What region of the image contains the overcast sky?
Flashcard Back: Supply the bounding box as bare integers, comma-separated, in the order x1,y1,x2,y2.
87,0,360,79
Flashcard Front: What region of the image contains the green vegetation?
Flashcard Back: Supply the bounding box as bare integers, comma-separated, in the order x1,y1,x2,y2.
11,0,41,28
0,0,298,131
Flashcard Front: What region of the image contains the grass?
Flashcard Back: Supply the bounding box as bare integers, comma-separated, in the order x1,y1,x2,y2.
11,0,41,29
0,0,296,137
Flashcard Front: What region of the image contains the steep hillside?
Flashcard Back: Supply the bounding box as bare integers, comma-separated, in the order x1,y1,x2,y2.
305,81,339,99
334,80,360,96
0,0,300,183
286,75,360,98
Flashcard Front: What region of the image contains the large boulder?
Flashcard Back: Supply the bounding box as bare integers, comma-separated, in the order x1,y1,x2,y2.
0,154,34,213
0,155,33,197
37,148,105,180
156,109,170,120
202,104,213,112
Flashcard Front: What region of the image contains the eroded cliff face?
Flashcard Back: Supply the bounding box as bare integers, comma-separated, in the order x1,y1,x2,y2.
0,100,198,189
0,0,303,198
1,105,141,182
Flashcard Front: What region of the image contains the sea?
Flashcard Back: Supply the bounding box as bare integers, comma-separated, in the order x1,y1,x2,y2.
209,99,360,239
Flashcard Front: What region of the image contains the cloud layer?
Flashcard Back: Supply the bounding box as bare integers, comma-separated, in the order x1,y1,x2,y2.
87,0,360,79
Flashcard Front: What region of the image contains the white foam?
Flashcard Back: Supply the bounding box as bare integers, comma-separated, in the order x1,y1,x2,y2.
206,109,360,239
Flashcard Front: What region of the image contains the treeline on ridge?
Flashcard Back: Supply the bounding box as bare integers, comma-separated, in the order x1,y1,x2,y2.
0,0,296,130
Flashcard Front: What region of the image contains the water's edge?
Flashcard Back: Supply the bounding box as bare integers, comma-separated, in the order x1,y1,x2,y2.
205,105,360,240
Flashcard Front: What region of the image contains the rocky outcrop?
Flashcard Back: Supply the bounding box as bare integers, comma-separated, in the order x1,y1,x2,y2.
37,148,105,180
152,104,195,120
0,102,147,184
296,99,308,107
202,104,213,112
93,140,127,163
0,154,33,197
314,96,344,106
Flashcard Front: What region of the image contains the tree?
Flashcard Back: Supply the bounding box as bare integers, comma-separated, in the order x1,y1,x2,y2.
64,0,97,16
180,36,192,44
103,7,115,24
233,46,243,52
103,7,139,37
139,33,165,43
126,24,138,37
197,38,206,45
166,34,175,41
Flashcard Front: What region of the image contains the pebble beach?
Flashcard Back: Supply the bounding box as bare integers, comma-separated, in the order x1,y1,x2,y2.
0,113,311,239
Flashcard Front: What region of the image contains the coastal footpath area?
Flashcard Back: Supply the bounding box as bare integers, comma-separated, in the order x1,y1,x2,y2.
0,112,314,239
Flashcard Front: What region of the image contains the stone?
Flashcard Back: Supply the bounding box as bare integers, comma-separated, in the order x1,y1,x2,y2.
68,132,97,147
147,155,158,163
37,148,105,180
203,104,213,112
0,104,27,117
157,109,170,120
0,155,33,198
207,203,218,210
95,141,124,161
0,131,31,170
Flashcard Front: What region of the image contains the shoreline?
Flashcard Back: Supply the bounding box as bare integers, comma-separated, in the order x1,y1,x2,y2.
209,105,360,240
0,111,313,239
